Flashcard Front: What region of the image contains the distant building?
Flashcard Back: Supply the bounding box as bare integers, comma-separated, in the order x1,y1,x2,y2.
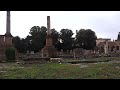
96,36,120,54
96,38,111,46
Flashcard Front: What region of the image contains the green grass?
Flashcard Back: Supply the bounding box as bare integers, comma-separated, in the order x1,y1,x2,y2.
0,57,120,79
64,57,120,62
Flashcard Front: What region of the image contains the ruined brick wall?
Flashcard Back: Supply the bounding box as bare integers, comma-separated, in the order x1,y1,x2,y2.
46,35,53,46
0,35,5,46
46,38,53,46
0,35,6,61
96,38,111,46
5,36,13,47
0,35,12,48
41,46,57,58
0,35,5,55
97,40,120,54
0,35,13,61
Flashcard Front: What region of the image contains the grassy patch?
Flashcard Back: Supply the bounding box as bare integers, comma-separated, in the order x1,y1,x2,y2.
0,57,120,79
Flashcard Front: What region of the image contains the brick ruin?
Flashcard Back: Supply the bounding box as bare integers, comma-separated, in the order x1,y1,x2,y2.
96,36,120,56
0,11,13,61
1,11,120,62
41,16,57,58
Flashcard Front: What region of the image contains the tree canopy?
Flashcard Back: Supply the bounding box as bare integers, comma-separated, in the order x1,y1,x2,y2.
60,29,74,52
29,26,47,52
12,36,26,53
76,29,97,50
13,26,98,53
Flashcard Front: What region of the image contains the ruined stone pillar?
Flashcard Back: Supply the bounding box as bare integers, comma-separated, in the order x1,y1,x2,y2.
47,16,51,35
5,11,12,47
46,16,52,46
6,11,11,35
41,16,57,58
104,40,108,54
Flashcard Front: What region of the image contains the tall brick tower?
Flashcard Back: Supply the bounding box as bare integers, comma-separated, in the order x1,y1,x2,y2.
41,16,57,58
5,11,13,48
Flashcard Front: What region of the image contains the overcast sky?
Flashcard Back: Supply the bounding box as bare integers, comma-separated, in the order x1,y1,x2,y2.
0,11,120,40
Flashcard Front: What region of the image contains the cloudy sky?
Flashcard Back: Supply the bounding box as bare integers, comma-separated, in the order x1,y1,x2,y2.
0,11,120,40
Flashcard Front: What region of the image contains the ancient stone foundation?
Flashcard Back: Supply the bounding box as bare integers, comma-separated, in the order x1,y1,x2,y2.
42,46,57,58
41,35,57,58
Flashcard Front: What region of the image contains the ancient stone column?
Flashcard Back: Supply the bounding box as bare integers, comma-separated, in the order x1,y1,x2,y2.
104,40,108,54
46,16,52,46
47,16,51,35
41,16,57,58
6,11,11,35
5,11,12,47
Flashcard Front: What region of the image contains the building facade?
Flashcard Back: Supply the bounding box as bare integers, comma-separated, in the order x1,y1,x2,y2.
96,37,120,54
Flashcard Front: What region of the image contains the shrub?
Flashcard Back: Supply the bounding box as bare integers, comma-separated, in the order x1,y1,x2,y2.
5,47,16,62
